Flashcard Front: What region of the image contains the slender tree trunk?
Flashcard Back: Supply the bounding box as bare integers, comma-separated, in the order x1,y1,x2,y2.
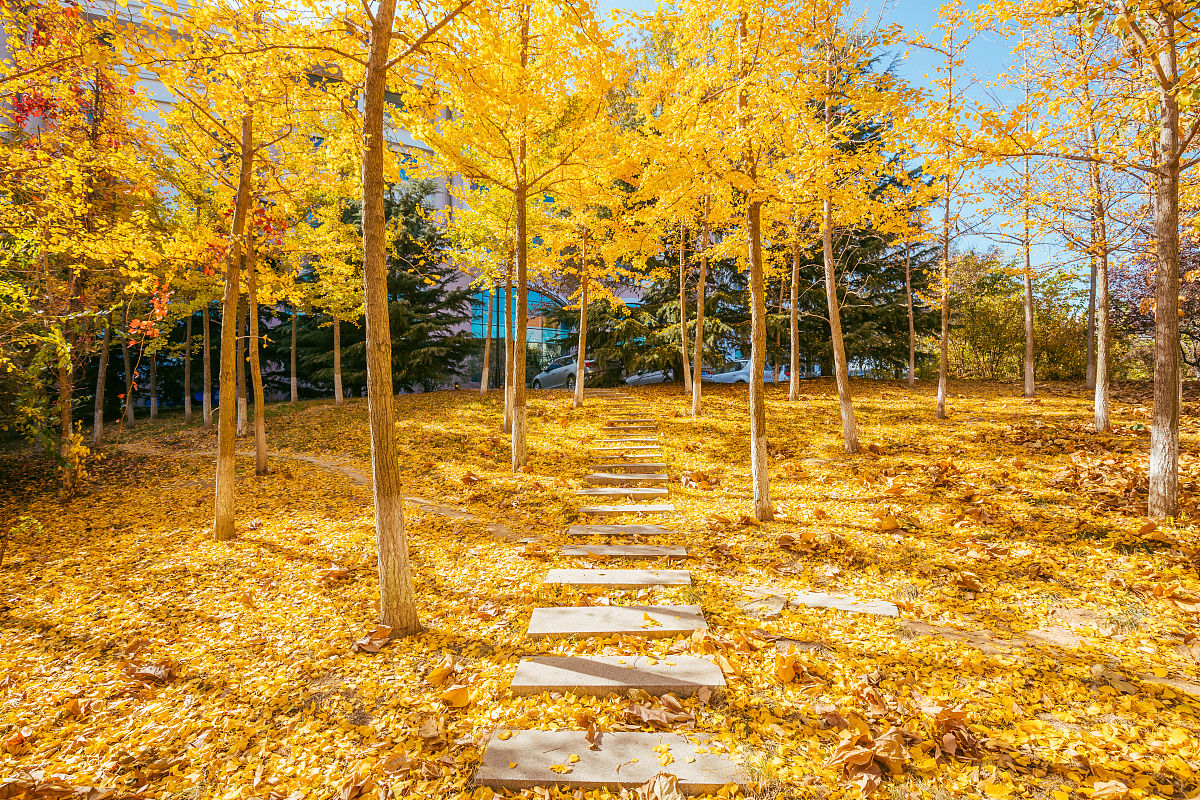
236,298,248,435
93,322,109,445
511,8,530,471
290,307,298,403
747,200,773,521
573,233,588,408
214,112,254,542
679,223,691,397
789,239,800,400
481,288,493,395
690,217,708,417
363,0,419,633
121,333,135,428
332,314,344,405
823,197,860,454
905,241,916,388
1148,89,1182,518
503,257,514,434
202,304,212,428
1085,253,1097,389
774,276,784,382
937,186,950,420
1088,127,1110,433
59,359,75,491
184,314,193,423
247,247,268,475
1022,174,1035,398
149,353,158,419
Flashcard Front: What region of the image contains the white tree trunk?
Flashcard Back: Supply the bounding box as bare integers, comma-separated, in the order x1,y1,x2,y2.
93,322,109,444
202,304,212,428
332,313,344,405
789,239,800,401
236,298,248,435
937,187,950,420
573,233,588,408
747,197,773,521
184,313,193,423
290,307,298,403
481,288,493,395
691,220,708,417
905,242,915,388
247,247,268,475
823,197,859,454
679,223,691,397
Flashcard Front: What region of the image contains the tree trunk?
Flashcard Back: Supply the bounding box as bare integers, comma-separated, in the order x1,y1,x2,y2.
573,232,588,408
789,239,800,400
236,298,248,435
937,186,950,420
59,359,75,491
503,257,514,433
363,0,420,634
202,304,212,428
149,352,158,419
93,322,109,445
290,307,298,403
1088,127,1110,433
184,313,193,423
824,197,860,454
1148,89,1181,518
121,331,135,428
214,111,254,542
774,275,784,382
511,7,530,471
481,288,493,395
333,313,344,405
1022,173,1035,398
247,246,268,475
1085,252,1097,389
690,217,708,417
747,199,773,521
905,241,916,388
679,223,691,397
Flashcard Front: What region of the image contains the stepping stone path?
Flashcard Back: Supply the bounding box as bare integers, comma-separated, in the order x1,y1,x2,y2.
476,402,745,793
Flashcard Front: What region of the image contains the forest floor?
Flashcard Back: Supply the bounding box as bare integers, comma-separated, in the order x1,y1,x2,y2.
1,379,1198,800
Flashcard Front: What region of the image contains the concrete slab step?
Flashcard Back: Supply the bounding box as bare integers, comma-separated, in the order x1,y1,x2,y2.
590,462,668,472
607,417,655,423
561,544,690,558
578,503,675,516
595,437,658,443
509,655,724,696
475,730,743,793
567,523,674,536
576,487,669,498
584,473,669,485
544,568,691,588
526,604,705,639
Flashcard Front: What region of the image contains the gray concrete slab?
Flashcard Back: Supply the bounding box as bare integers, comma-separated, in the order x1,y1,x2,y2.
561,544,690,558
603,425,657,430
567,524,674,536
590,444,662,451
578,503,675,516
792,591,899,617
589,462,668,472
576,487,669,498
475,730,744,793
584,473,669,485
595,437,658,443
544,568,691,588
526,604,705,639
509,655,724,696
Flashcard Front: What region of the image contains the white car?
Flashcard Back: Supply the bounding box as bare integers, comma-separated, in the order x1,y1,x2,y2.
703,359,788,385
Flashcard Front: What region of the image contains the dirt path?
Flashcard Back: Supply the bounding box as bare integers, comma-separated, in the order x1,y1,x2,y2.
116,442,516,539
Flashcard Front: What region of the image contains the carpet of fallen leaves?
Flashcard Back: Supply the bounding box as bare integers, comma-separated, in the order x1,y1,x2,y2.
1,379,1199,800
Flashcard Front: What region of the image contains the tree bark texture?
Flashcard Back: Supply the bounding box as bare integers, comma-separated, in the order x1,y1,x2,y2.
247,246,268,475
290,307,298,403
573,233,588,408
905,242,916,388
184,313,193,422
93,321,109,445
333,313,344,405
679,223,691,397
789,239,801,401
202,304,212,428
824,197,860,454
690,219,708,417
481,288,493,395
235,298,248,436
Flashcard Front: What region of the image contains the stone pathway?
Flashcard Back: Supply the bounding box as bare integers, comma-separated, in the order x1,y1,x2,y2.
475,392,745,793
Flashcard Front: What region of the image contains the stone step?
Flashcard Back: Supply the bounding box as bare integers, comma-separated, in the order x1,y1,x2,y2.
607,417,655,423
589,447,663,454
475,730,743,793
544,568,691,588
584,473,669,485
578,503,675,516
561,544,690,558
595,437,658,443
509,655,724,696
603,426,658,432
576,487,669,498
567,524,674,537
590,462,668,472
526,604,705,639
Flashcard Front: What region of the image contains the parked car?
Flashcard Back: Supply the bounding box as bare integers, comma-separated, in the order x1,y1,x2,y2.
703,359,788,385
626,368,673,386
531,356,622,389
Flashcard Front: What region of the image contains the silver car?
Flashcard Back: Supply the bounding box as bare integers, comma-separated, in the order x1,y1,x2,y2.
626,368,673,386
703,359,788,385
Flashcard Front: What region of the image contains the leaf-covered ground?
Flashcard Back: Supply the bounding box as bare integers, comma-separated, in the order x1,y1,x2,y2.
2,380,1198,800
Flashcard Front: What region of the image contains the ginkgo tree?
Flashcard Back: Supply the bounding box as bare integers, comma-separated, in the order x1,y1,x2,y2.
406,0,619,470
